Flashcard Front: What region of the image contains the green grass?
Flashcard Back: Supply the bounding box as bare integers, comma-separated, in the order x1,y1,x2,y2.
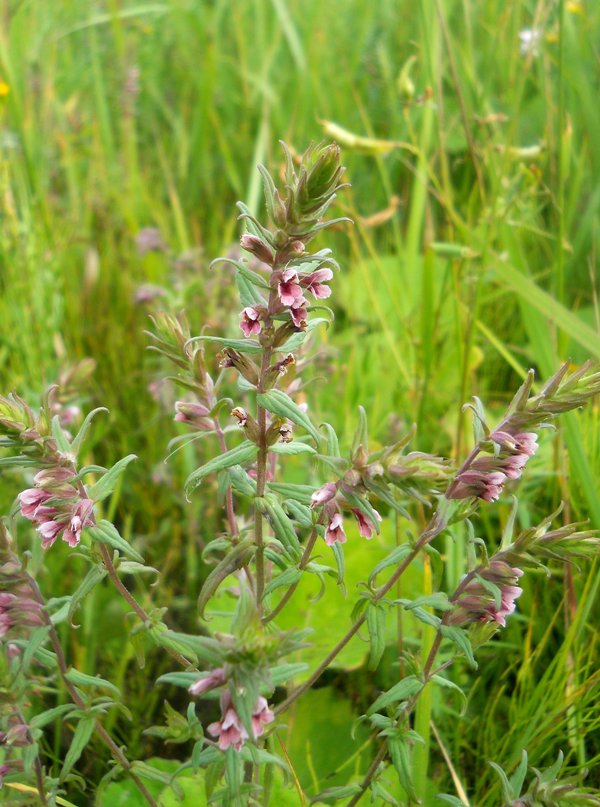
1,0,599,803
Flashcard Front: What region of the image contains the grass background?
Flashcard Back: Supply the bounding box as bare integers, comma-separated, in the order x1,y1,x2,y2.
0,0,599,803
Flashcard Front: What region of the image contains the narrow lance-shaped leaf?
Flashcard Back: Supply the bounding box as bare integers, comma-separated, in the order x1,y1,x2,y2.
256,496,302,562
185,441,258,497
67,564,107,625
366,602,386,671
367,675,422,715
197,538,256,618
60,716,95,781
87,520,145,563
88,454,137,503
440,625,478,669
71,407,108,457
388,736,418,802
257,389,321,443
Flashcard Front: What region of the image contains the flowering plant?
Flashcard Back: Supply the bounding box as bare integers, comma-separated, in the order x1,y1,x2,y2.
1,143,599,805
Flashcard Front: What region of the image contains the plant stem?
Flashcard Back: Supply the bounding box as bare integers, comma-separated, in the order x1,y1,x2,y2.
346,632,444,806
98,543,194,669
262,526,319,624
275,515,444,715
27,576,159,807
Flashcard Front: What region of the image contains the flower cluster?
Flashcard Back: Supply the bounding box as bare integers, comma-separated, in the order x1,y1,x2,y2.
449,560,524,628
18,468,94,550
207,691,274,752
310,482,382,545
448,429,538,503
0,526,42,639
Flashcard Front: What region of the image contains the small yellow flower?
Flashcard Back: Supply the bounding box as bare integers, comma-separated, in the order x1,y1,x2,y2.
0,81,10,97
566,1,584,14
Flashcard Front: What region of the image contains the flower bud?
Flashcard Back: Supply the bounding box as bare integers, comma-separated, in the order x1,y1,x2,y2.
240,234,274,265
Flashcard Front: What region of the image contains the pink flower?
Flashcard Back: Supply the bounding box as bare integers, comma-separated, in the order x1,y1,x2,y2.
352,508,382,540
239,306,262,337
310,482,337,508
500,454,529,480
449,561,523,628
278,269,306,308
325,513,347,546
189,667,227,697
290,304,308,329
37,520,64,549
208,692,248,752
18,489,51,520
251,696,274,738
62,499,94,548
302,268,333,299
449,470,506,502
174,401,214,431
491,430,538,457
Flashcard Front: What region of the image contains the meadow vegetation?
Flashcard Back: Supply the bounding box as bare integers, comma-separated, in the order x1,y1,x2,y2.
0,0,599,804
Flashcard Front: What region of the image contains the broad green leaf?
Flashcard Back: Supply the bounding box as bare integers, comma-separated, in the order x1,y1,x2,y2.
88,454,137,503
257,389,321,443
185,441,258,496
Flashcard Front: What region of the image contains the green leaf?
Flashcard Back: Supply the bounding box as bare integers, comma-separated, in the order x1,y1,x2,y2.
488,761,515,802
185,441,258,497
88,454,137,503
197,539,256,618
237,272,267,309
51,414,72,454
256,497,302,562
65,668,121,698
440,625,478,669
61,716,95,780
352,405,369,455
367,675,422,715
156,631,225,665
269,440,316,455
366,602,386,670
368,544,414,586
270,663,309,686
267,481,316,505
509,750,529,797
320,422,340,457
310,784,361,802
430,675,468,715
257,389,321,443
88,520,145,563
331,540,345,592
29,704,75,730
389,736,417,802
68,564,107,625
186,335,262,354
264,567,302,598
71,407,108,457
210,256,270,289
21,626,51,674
